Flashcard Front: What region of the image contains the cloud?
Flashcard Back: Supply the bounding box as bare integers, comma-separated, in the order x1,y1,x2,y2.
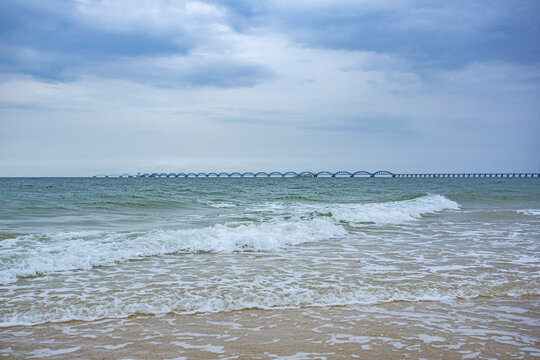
72,0,227,35
75,54,274,88
0,0,539,175
224,0,540,67
0,0,253,85
0,1,196,80
2,0,539,84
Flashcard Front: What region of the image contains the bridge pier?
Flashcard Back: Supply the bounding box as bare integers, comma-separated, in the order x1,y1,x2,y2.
94,171,540,178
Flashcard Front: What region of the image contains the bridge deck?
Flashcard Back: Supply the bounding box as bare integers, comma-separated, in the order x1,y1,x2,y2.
93,171,540,178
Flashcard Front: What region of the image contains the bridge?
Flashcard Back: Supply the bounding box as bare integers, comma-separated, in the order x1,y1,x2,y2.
93,171,540,178
393,173,539,178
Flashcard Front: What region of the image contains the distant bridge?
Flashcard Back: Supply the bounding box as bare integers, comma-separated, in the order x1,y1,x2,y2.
393,173,540,178
93,171,540,178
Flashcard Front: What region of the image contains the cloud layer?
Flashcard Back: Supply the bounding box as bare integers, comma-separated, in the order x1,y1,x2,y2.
1,0,539,175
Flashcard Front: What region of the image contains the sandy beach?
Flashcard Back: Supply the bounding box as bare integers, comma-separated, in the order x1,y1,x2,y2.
2,297,538,359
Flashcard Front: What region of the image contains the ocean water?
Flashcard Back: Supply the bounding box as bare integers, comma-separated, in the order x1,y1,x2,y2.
0,177,539,357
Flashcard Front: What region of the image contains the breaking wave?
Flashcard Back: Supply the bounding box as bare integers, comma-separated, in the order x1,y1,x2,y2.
1,279,534,327
0,218,345,284
0,195,459,284
516,209,540,216
323,194,459,224
251,194,460,225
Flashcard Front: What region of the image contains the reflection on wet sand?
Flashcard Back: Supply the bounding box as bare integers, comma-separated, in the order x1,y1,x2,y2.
1,298,538,359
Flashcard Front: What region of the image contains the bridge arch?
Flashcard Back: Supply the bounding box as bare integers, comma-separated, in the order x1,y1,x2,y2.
333,171,351,177
283,171,298,177
352,171,371,177
229,172,242,177
207,172,218,177
268,172,283,177
242,172,255,177
255,172,268,177
298,171,315,177
196,172,207,177
316,171,333,177
373,170,394,176
218,172,229,177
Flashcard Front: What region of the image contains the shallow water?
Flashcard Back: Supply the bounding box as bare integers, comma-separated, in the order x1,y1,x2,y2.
0,177,539,357
1,299,538,359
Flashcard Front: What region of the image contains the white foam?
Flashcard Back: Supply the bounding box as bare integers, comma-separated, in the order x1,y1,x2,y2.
0,218,345,284
325,195,460,225
27,347,81,358
516,209,540,216
4,278,534,327
417,334,446,344
250,195,460,225
0,347,13,354
170,342,224,354
0,195,460,284
207,202,236,208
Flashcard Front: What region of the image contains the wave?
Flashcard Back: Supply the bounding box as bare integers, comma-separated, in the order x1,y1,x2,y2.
0,218,345,284
324,194,459,224
251,195,460,225
1,283,535,327
0,195,459,284
207,202,237,208
516,209,540,216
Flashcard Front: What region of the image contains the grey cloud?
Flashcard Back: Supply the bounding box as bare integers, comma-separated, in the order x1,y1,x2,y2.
1,0,274,88
79,56,274,88
217,0,540,67
0,1,194,80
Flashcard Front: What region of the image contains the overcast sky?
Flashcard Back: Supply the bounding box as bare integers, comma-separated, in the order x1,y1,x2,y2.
1,0,539,176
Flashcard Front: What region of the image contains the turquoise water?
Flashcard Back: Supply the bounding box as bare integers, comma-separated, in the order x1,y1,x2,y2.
0,177,539,326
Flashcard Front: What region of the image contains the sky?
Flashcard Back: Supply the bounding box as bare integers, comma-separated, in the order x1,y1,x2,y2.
0,0,539,176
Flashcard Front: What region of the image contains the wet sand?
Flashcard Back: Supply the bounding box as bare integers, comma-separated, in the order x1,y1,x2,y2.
1,297,538,359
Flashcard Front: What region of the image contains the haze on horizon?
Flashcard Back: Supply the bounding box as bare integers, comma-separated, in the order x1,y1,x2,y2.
0,0,539,176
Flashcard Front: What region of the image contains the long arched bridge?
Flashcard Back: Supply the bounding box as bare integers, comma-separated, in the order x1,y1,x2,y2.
93,171,539,178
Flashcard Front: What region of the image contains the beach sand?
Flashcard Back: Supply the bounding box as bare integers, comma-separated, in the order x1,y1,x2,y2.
1,297,538,359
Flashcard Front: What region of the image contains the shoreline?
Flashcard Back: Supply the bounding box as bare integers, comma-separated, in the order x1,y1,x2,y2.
1,297,538,359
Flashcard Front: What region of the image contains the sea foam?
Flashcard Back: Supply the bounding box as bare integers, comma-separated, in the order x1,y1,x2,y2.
251,195,460,225
516,209,540,216
0,218,345,284
326,194,460,224
0,195,459,284
1,274,534,327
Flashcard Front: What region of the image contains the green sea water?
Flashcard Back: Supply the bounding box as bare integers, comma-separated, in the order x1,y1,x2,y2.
0,177,538,326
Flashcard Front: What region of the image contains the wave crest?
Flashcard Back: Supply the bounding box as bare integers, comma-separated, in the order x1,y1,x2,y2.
0,195,459,284
327,194,460,225
251,195,460,225
0,218,345,284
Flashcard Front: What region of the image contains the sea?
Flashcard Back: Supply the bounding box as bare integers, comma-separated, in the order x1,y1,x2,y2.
0,177,538,359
